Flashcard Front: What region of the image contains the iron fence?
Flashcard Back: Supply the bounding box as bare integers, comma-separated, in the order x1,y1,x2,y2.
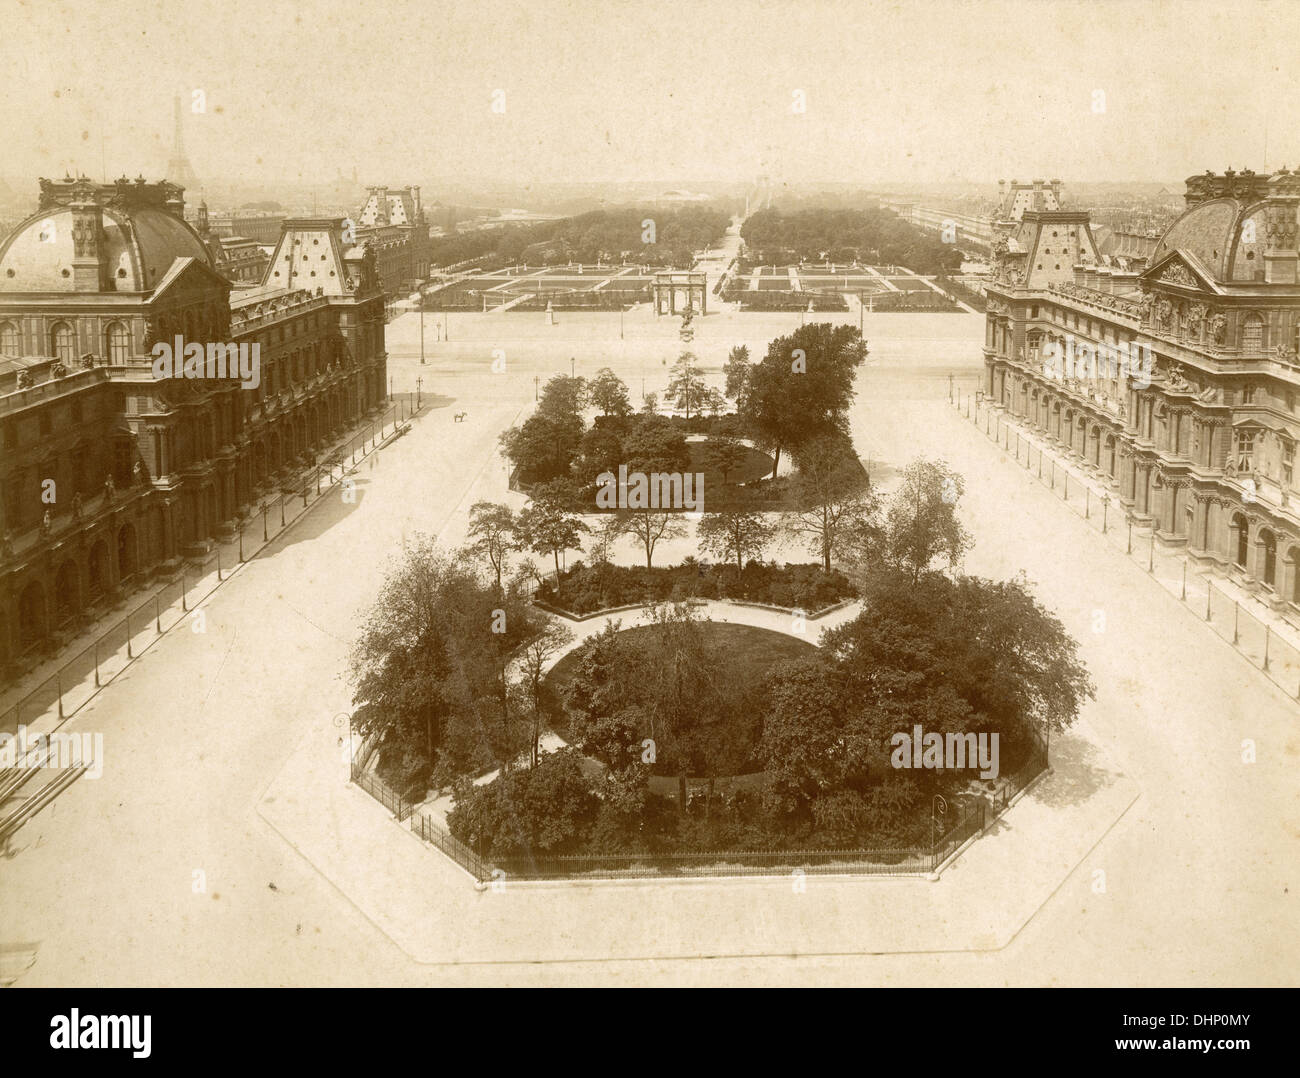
351,767,413,822
351,752,1040,882
410,811,494,880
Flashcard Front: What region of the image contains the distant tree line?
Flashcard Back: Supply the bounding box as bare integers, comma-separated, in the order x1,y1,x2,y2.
740,207,962,274
429,206,731,270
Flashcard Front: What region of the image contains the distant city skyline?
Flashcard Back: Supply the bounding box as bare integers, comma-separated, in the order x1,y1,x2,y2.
1,0,1295,190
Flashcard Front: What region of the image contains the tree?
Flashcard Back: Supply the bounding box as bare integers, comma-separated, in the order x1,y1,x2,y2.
631,603,733,807
759,655,871,810
738,322,868,477
702,435,748,486
640,391,659,415
697,510,775,571
499,409,584,485
665,355,709,419
348,538,541,788
784,436,877,571
621,415,691,477
537,373,588,420
883,458,971,581
516,619,575,768
516,479,590,584
616,507,688,569
447,748,600,859
723,344,751,400
467,502,518,592
573,424,624,495
587,367,632,417
821,568,1094,756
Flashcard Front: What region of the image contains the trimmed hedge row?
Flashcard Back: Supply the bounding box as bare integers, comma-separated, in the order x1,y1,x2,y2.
535,560,857,616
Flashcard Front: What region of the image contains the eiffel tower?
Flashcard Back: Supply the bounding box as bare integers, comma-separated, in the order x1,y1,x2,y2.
166,95,200,193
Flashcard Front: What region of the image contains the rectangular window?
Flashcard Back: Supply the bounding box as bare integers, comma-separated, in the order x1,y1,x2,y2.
1234,428,1256,471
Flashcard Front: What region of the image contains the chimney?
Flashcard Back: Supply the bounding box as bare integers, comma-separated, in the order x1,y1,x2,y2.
163,183,185,220
1050,178,1062,206
376,186,390,226
1263,168,1300,285
412,185,422,220
69,184,105,292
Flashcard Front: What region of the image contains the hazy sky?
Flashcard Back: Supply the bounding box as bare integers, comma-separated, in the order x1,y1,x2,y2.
1,0,1296,189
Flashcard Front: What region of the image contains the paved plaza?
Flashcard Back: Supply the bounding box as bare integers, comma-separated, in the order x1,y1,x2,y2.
0,305,1295,986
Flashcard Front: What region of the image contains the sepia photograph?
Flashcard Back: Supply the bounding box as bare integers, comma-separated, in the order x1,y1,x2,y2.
0,0,1294,1039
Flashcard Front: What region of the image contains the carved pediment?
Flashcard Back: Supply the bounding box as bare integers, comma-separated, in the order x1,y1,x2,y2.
1141,250,1218,295
1160,262,1197,288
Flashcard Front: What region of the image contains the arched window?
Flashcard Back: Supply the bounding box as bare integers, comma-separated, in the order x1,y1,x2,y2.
1260,530,1277,588
1241,313,1264,353
1231,512,1249,568
50,321,75,363
0,320,19,356
106,321,131,365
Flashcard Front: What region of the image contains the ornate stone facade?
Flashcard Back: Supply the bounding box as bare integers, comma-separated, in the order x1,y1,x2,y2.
0,179,388,675
984,169,1300,613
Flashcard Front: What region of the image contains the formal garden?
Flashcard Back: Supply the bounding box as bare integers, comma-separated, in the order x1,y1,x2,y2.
346,319,1095,879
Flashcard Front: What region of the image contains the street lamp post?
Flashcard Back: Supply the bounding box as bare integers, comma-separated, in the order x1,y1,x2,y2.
416,376,422,409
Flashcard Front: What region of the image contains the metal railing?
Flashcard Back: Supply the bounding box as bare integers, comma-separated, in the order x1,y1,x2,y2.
410,812,494,880
350,748,1043,883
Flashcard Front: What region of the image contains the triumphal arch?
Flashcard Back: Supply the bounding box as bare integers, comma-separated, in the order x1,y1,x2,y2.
653,271,707,316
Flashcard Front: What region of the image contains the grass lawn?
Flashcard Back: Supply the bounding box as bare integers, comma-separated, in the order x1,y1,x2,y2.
545,621,815,776
685,439,773,486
